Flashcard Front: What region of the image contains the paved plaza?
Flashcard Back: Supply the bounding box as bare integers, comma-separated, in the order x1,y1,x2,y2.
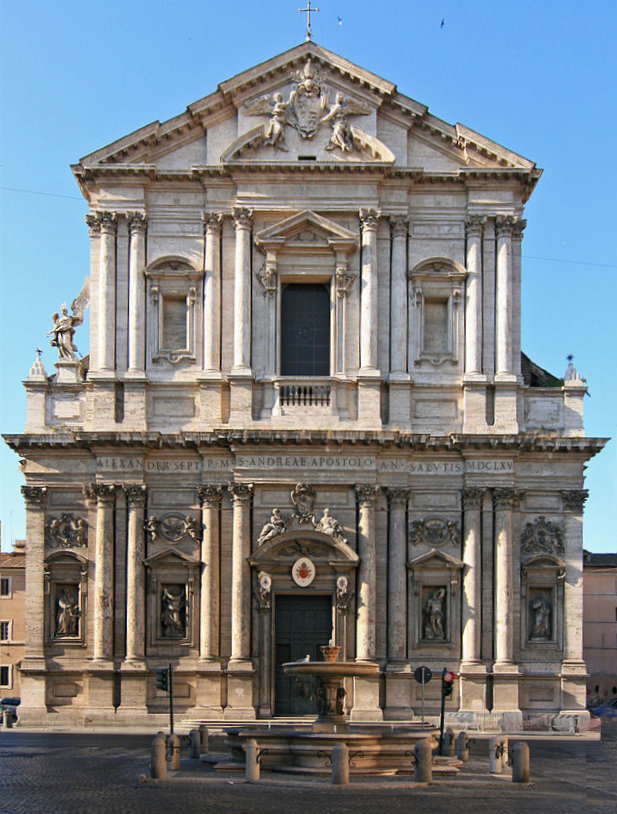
0,724,615,813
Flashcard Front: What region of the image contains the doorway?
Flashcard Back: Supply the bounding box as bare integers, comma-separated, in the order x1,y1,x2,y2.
274,594,332,716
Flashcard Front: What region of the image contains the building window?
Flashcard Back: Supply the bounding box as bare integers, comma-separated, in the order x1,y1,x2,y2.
281,283,330,376
0,622,9,641
162,295,188,351
0,666,9,687
0,578,10,597
423,299,448,354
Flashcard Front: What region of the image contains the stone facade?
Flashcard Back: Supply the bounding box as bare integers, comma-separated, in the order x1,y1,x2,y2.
4,42,607,726
583,552,617,704
0,540,26,698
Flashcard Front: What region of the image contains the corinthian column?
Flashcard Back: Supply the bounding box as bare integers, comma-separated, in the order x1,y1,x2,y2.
127,213,147,375
359,209,381,373
92,484,116,663
228,482,254,664
561,490,588,666
465,216,485,377
355,484,380,661
493,488,523,666
386,487,410,663
21,486,48,662
232,208,253,375
495,216,515,379
461,487,485,664
202,213,223,374
124,485,146,664
197,485,223,661
389,216,409,377
87,212,117,374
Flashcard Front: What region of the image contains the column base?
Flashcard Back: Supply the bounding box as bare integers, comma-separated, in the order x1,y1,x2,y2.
195,661,225,718
118,662,148,712
225,663,256,719
384,670,414,720
388,380,411,426
228,376,253,422
462,380,489,433
350,675,383,722
560,662,588,711
459,663,488,714
357,377,382,426
492,665,520,719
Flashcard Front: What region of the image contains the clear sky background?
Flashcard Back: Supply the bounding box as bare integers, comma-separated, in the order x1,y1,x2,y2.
1,0,615,551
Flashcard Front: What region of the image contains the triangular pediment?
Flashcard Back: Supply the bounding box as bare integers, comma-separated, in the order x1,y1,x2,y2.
143,548,198,567
255,210,357,252
73,41,539,193
408,548,464,571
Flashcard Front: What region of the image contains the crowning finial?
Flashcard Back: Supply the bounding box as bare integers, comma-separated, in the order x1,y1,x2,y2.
298,1,319,41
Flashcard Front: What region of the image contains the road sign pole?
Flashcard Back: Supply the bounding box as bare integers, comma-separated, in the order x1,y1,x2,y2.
421,676,425,726
169,663,174,735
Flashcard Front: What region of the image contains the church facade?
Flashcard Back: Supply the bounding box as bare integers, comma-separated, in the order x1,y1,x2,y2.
6,42,606,726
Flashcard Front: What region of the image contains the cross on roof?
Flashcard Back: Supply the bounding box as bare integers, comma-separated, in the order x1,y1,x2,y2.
298,1,319,42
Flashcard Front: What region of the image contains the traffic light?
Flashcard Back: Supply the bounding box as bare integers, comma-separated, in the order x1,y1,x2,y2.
441,669,456,698
156,667,169,692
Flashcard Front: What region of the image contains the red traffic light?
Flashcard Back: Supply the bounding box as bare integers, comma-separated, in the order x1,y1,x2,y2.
443,671,456,682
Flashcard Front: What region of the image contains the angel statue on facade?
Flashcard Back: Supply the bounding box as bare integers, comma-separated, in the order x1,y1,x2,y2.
321,92,369,153
245,92,290,150
47,279,90,361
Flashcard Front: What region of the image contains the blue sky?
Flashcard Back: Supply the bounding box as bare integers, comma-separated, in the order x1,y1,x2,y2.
1,0,615,551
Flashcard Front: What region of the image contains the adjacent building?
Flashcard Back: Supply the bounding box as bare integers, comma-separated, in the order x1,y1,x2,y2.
583,551,617,703
0,539,26,698
4,42,607,726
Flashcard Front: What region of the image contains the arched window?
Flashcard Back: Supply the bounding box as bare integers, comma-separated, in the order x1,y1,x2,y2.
280,283,330,376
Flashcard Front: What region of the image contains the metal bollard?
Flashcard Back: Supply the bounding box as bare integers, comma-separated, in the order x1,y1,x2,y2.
189,728,200,759
2,710,12,729
456,731,470,762
151,732,167,779
331,742,349,785
167,733,180,770
414,737,433,784
511,741,530,783
245,738,260,782
444,727,456,756
199,724,209,754
489,736,505,774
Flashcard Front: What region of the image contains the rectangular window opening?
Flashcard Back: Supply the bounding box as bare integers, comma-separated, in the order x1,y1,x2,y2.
0,666,9,687
423,299,448,353
281,283,330,377
162,296,187,350
0,622,9,641
0,578,10,597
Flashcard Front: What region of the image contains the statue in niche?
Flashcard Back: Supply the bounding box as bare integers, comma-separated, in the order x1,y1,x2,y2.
47,300,84,361
423,587,446,640
160,586,186,638
257,508,287,545
55,586,80,636
530,596,552,641
314,508,347,543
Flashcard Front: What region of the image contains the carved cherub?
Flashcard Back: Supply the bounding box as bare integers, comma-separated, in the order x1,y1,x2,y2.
245,92,290,150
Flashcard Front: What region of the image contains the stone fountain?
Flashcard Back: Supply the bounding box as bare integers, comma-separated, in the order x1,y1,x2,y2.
221,644,438,776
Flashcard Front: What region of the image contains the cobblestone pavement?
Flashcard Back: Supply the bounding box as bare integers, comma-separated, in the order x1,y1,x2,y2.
0,725,615,814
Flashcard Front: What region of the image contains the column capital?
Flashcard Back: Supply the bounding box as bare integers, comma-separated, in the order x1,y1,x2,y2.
228,481,254,503
466,214,486,237
493,487,524,511
561,489,588,513
495,215,516,238
512,218,527,241
355,484,380,506
386,486,411,506
124,484,146,507
202,212,224,233
85,213,101,235
21,485,48,509
462,486,486,510
359,208,381,230
82,484,97,508
232,207,253,229
91,483,117,505
127,211,147,234
389,215,409,239
197,484,224,508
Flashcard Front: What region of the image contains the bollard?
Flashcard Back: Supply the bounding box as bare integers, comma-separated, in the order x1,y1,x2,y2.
511,741,530,783
189,728,200,759
199,724,209,754
456,731,470,762
151,732,167,779
489,736,504,773
414,737,433,784
331,742,349,785
444,727,456,756
245,738,260,782
2,710,13,729
167,733,180,770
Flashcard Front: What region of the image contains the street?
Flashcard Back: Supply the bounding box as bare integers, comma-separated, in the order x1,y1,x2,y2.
0,725,615,814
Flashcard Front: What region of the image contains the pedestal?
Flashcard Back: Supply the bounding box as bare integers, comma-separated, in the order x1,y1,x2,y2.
84,665,117,724
225,665,256,720
195,662,225,719
350,675,383,722
384,669,414,720
459,663,488,714
387,379,411,427
228,376,253,423
117,663,148,719
357,377,382,426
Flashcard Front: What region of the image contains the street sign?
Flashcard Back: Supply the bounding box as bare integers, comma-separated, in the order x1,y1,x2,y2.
414,666,432,685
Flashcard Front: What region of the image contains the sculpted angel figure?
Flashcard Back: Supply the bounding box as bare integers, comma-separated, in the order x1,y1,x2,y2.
245,92,290,150
48,303,81,360
321,92,370,153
